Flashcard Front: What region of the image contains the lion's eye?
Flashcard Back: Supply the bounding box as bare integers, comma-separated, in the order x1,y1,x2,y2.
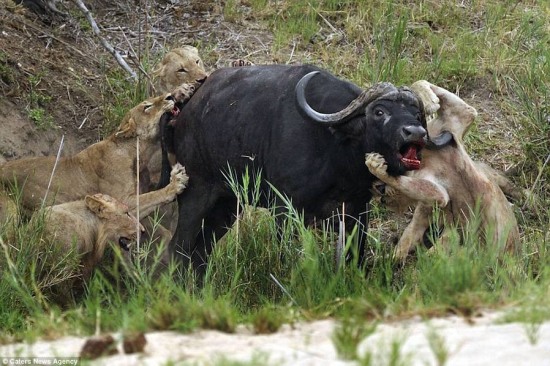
178,68,188,73
195,59,200,65
143,103,153,112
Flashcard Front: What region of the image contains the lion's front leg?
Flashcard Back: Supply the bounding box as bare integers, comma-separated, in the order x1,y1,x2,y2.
365,153,449,207
130,163,188,219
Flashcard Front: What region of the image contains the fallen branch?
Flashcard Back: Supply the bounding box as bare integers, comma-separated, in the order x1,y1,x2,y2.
71,0,137,80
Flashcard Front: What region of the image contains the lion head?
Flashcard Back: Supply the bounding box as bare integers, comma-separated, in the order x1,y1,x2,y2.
114,93,176,141
84,193,144,255
152,45,208,93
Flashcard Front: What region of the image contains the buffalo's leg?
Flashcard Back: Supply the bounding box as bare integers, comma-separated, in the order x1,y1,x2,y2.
170,182,220,270
343,203,370,268
191,196,238,275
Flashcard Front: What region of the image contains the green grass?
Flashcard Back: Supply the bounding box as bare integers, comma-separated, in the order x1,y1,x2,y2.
1,0,549,361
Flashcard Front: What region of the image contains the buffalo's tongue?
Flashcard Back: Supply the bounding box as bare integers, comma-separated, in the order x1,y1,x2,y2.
401,146,421,170
403,146,418,161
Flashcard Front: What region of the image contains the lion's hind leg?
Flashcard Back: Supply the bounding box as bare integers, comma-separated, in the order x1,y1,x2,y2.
394,204,434,261
410,80,440,118
430,84,478,139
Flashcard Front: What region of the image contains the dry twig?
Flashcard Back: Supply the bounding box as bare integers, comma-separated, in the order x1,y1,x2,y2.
71,0,137,80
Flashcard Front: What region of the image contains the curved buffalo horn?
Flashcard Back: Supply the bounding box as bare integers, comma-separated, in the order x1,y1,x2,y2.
295,71,397,126
426,130,455,150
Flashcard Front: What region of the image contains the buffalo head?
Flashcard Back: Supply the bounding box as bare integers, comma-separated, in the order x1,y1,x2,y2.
296,71,428,175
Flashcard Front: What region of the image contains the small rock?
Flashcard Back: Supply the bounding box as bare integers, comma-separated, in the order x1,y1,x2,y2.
79,334,118,359
123,332,147,354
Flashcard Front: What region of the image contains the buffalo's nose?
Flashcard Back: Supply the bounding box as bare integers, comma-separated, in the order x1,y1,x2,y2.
400,125,427,141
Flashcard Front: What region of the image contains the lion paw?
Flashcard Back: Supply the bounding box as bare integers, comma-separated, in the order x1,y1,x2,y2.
172,83,196,103
385,185,397,197
411,80,440,118
365,153,388,178
230,59,255,67
170,163,189,194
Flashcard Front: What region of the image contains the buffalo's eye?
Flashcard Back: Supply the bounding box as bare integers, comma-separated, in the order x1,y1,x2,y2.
374,108,385,117
178,68,188,73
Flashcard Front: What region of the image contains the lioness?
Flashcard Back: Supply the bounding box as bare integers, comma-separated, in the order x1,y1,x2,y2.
0,87,193,225
366,81,520,261
150,45,254,94
37,193,143,282
151,46,208,93
36,163,186,278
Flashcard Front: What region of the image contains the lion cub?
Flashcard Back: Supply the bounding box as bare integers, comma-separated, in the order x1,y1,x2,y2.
366,81,520,261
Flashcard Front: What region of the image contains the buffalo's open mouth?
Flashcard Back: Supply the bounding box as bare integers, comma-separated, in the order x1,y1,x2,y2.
398,142,424,170
118,237,132,251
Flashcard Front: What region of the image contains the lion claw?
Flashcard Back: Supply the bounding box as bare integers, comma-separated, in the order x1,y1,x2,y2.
410,80,440,118
172,83,196,103
170,163,189,193
365,153,388,177
231,59,255,67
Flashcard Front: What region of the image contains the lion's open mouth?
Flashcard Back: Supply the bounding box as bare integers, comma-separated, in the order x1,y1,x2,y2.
398,143,424,170
119,237,131,251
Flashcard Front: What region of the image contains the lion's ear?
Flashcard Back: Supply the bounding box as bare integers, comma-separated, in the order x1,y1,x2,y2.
85,194,109,218
151,63,165,79
115,117,137,139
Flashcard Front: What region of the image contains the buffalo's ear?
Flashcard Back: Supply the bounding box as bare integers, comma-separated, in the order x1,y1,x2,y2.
85,194,108,218
328,118,365,141
426,130,454,150
115,117,137,139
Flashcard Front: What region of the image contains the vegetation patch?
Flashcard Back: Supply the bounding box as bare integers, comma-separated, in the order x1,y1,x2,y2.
0,1,549,362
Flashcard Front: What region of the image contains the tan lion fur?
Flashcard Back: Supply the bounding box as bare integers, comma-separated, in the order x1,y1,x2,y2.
36,193,144,281
0,90,191,226
366,81,520,261
151,46,208,93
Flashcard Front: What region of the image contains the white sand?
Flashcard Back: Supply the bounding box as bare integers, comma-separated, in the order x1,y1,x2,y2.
1,311,549,365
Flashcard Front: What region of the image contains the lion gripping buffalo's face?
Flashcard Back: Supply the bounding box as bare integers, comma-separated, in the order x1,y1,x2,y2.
296,71,427,176
365,90,427,175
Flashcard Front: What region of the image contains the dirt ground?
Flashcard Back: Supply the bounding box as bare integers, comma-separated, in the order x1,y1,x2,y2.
0,0,520,168
0,0,277,163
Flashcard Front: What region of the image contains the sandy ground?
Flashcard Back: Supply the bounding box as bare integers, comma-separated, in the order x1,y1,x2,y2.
1,311,550,365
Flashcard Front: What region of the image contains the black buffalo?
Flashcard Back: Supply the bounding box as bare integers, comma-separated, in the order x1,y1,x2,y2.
167,64,428,272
